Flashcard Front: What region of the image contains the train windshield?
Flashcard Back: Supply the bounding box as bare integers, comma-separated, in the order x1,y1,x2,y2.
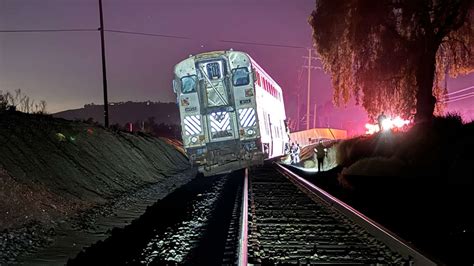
198,61,229,107
232,68,250,86
181,75,197,93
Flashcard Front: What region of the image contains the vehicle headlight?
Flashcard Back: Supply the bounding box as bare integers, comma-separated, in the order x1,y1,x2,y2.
246,129,255,135
190,136,198,143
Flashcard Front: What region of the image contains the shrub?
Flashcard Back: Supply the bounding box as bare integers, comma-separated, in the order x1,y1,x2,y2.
340,156,408,177
336,113,472,178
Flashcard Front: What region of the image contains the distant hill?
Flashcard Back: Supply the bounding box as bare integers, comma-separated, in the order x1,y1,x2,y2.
54,101,180,126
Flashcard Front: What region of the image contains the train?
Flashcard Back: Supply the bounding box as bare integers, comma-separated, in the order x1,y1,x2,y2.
173,50,289,175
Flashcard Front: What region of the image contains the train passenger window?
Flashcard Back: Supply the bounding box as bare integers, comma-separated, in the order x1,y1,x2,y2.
232,68,250,86
181,76,197,94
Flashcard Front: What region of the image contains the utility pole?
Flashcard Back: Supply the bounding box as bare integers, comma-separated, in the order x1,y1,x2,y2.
306,48,312,130
302,48,321,130
313,102,317,128
296,68,304,131
99,0,109,127
297,91,301,131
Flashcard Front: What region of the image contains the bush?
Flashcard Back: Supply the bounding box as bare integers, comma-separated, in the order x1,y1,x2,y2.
432,113,464,137
0,89,47,114
341,156,408,177
337,114,473,179
0,93,7,111
336,132,402,167
303,160,315,168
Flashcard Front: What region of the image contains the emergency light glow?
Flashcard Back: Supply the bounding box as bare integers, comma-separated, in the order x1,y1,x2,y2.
365,116,411,135
381,119,392,131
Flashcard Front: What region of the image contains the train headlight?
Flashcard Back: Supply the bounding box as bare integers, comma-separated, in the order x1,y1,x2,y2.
190,136,198,143
246,128,255,136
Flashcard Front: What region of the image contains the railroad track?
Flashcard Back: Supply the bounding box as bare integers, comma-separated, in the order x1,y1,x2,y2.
67,163,436,265
235,163,436,265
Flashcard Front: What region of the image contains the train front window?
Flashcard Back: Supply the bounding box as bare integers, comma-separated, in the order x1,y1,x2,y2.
181,76,197,94
198,61,229,107
206,62,221,79
232,68,250,86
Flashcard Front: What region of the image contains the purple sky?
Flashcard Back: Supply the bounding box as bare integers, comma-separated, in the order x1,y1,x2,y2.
1,0,473,131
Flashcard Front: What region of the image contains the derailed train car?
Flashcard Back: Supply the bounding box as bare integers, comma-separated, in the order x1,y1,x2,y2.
173,50,289,175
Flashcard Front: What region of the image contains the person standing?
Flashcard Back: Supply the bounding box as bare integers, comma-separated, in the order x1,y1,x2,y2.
284,142,290,155
295,143,301,165
377,111,387,131
314,140,326,172
289,142,296,165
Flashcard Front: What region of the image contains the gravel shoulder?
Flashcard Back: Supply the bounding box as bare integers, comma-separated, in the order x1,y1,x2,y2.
19,168,197,266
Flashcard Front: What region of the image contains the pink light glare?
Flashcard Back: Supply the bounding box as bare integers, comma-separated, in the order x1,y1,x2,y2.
365,116,411,135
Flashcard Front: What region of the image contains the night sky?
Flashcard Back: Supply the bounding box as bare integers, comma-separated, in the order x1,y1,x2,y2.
1,0,473,129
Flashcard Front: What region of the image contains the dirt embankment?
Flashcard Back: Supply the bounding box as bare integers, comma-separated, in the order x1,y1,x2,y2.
0,112,191,263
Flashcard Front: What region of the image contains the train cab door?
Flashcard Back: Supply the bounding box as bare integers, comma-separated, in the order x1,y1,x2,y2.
197,60,238,143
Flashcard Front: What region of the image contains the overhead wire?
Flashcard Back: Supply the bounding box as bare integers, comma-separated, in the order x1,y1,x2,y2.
442,93,474,103
105,29,191,40
444,85,474,96
0,27,309,49
0,28,98,33
219,39,306,49
441,85,474,103
106,29,307,49
8,27,471,104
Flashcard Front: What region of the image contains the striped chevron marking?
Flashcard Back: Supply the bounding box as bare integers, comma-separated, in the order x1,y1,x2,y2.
209,112,231,133
238,108,256,128
184,115,202,136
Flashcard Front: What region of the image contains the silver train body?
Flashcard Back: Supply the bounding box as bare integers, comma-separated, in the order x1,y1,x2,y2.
173,50,289,175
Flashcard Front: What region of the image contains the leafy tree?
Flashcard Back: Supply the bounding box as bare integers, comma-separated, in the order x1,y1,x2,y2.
309,0,474,123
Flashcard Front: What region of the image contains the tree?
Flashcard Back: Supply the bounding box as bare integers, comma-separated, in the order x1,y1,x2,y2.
38,100,47,114
0,91,7,111
0,89,47,114
309,0,474,123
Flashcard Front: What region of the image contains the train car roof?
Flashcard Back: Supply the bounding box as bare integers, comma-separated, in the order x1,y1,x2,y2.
248,55,282,93
174,50,282,94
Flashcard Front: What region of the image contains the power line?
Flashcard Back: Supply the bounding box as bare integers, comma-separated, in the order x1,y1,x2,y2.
105,29,191,40
444,94,474,103
0,28,97,33
445,92,474,101
444,85,474,96
219,39,305,49
442,92,474,103
0,27,309,49
108,29,307,49
441,85,474,103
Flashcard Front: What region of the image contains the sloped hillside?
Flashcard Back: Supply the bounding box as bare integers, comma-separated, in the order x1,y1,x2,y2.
0,112,189,230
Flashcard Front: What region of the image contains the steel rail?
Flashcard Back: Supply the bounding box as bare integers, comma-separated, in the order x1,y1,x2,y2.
275,163,438,266
237,168,248,266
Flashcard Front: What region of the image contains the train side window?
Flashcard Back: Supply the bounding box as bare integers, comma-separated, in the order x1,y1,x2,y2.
181,75,197,94
232,68,250,86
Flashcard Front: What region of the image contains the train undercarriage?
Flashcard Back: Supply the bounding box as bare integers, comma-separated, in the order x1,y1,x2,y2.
188,139,265,176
